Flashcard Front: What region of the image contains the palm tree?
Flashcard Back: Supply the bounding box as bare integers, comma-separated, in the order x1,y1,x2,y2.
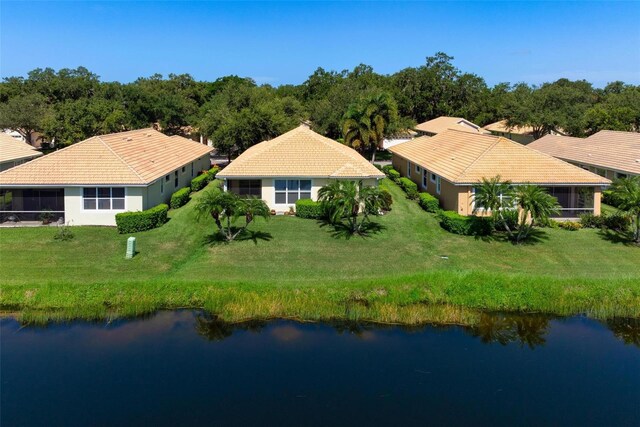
317,180,383,235
513,184,560,243
364,92,399,152
610,176,640,243
195,188,269,241
472,175,515,238
342,106,377,162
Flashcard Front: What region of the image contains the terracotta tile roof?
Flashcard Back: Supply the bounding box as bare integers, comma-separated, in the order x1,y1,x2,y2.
217,125,385,179
414,116,487,135
389,129,610,185
0,133,43,163
0,128,212,186
483,120,536,135
528,130,640,175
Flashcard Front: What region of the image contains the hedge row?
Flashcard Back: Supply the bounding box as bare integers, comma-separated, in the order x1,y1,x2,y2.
170,187,191,209
115,204,169,234
382,165,401,182
418,192,439,212
295,199,323,219
437,210,493,236
190,166,220,192
398,177,418,199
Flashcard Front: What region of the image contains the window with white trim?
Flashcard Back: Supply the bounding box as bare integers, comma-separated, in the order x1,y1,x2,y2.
416,164,421,173
436,176,441,195
422,169,427,189
430,173,437,183
174,171,178,187
181,166,186,173
407,161,411,178
274,179,311,204
161,180,164,194
83,187,125,210
191,162,194,177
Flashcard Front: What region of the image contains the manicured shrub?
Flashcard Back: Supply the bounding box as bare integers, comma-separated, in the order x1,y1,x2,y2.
206,166,220,182
170,187,192,209
603,212,632,232
295,199,323,219
398,177,418,199
579,213,605,228
388,169,401,182
380,189,393,211
418,192,439,212
602,190,621,208
115,204,169,234
437,210,493,236
558,221,582,231
382,165,394,175
191,173,210,192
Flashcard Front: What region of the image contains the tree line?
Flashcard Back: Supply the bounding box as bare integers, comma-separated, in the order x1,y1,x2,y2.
1,52,638,160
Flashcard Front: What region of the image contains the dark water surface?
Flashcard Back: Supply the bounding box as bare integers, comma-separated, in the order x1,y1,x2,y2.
1,311,639,426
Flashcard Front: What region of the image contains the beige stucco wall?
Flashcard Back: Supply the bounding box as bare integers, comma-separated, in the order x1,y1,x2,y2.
63,187,143,226
144,154,211,209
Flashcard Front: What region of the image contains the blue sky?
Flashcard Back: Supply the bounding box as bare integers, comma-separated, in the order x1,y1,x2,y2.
1,1,639,87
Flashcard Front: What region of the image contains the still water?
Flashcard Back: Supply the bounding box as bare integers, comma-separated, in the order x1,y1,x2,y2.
1,311,639,426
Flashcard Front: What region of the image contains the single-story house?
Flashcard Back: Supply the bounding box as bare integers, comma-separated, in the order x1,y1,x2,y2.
216,125,385,212
389,129,610,218
0,132,43,171
528,130,640,179
414,116,487,137
0,128,212,225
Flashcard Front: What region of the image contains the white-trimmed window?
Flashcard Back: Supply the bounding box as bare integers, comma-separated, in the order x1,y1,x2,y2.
174,171,178,187
430,173,437,183
275,179,311,204
83,187,125,210
161,179,164,194
422,169,427,189
407,161,411,178
436,176,441,194
191,162,194,177
181,166,186,173
472,187,515,211
416,164,421,173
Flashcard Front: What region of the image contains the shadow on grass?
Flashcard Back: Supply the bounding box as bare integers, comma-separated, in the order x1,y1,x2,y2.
318,219,386,240
597,228,639,247
470,228,550,245
203,227,273,246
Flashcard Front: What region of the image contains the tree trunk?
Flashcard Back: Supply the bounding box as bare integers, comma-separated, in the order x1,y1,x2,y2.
370,147,376,163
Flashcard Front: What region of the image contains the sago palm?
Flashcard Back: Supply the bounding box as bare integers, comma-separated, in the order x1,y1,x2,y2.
610,176,640,243
514,184,560,243
473,175,515,237
317,180,383,234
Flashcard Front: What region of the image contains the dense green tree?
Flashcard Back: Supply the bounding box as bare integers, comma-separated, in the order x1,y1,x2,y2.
0,93,51,144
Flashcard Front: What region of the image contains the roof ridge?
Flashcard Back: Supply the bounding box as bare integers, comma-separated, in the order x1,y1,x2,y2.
95,135,146,183
454,135,503,180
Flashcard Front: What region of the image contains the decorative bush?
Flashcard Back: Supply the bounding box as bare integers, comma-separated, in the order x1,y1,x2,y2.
170,187,192,209
190,173,210,192
437,210,493,236
115,204,169,234
418,192,439,212
206,166,220,182
603,212,632,232
579,213,605,228
295,199,323,219
558,221,582,231
382,165,394,175
602,190,621,208
398,177,418,199
380,189,393,211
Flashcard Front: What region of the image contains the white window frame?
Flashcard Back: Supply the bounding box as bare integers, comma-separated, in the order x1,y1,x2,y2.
191,162,195,177
415,164,421,173
407,161,411,178
82,187,126,211
421,169,428,189
274,179,312,205
436,176,441,195
430,173,437,184
161,179,164,194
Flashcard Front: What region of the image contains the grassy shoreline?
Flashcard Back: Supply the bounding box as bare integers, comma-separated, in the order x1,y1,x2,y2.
1,180,639,324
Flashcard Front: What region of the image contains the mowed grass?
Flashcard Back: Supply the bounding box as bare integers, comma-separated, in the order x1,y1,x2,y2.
1,179,639,322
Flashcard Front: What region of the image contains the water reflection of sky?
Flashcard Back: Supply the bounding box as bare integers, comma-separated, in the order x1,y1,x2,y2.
1,311,639,426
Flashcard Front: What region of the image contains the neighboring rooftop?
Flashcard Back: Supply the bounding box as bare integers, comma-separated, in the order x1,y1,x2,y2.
528,130,640,175
0,128,212,186
414,116,486,135
389,129,610,185
217,125,384,179
0,132,43,163
483,120,536,135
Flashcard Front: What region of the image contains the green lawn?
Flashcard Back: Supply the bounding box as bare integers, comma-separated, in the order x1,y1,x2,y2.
1,179,639,323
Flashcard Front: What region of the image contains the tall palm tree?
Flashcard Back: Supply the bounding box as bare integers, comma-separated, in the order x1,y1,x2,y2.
364,92,399,152
514,184,560,243
317,180,383,235
472,175,515,237
342,106,377,162
610,176,640,243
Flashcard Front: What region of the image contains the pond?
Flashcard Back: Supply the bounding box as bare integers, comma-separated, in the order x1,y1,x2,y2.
1,311,639,426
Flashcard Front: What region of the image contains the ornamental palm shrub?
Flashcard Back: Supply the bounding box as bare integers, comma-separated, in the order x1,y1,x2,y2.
473,176,516,238
317,180,384,235
513,184,560,243
609,176,640,243
195,188,269,242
